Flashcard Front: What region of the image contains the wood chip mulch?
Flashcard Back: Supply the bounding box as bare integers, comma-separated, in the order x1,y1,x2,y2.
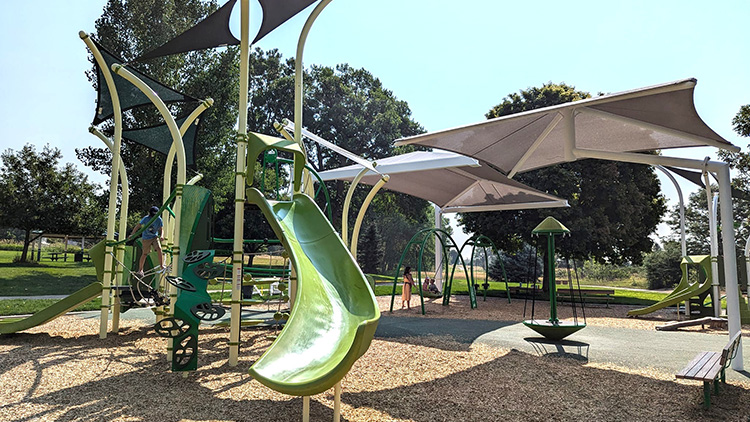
0,296,748,422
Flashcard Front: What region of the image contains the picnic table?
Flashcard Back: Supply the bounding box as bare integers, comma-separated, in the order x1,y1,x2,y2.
47,252,62,261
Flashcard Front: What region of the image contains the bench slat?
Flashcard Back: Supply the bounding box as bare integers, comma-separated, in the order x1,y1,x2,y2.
694,353,722,381
677,352,717,379
676,352,711,378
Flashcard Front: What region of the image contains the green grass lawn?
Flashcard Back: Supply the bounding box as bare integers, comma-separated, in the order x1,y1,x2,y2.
0,250,99,315
0,250,98,295
373,276,669,307
0,248,683,317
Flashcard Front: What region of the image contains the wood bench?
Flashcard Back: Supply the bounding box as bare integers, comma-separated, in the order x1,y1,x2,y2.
558,288,615,308
676,332,742,409
508,286,614,307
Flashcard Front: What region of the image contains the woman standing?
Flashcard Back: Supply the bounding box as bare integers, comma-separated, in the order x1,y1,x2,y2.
401,266,415,309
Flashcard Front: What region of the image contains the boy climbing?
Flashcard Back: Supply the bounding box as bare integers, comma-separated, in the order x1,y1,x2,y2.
131,206,165,277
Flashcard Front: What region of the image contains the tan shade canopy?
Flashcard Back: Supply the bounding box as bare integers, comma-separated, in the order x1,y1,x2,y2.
318,150,568,213
394,79,739,176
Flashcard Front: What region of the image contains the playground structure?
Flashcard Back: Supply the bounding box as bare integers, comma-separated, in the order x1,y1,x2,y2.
80,0,382,419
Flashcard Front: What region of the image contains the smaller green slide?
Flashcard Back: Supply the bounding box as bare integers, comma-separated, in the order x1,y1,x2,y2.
246,188,380,397
628,255,712,317
0,282,103,334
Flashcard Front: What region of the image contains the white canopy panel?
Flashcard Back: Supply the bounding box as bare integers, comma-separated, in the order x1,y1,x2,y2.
394,79,739,175
318,150,568,213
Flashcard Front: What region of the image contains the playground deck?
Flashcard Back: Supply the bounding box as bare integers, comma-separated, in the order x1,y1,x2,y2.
0,297,748,421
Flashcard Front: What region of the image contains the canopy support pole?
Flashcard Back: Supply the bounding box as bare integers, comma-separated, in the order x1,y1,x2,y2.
112,64,187,362
704,173,721,318
293,0,333,192
434,204,443,290
655,166,687,256
229,0,250,367
89,127,130,330
573,147,743,370
81,32,121,339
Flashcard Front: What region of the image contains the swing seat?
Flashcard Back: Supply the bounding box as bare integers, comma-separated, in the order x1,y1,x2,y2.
523,319,586,341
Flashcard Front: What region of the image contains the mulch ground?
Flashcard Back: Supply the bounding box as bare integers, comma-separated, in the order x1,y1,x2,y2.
0,295,748,422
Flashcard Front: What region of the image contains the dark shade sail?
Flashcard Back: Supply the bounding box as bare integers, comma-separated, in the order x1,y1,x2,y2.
134,0,240,62
121,115,202,168
92,41,199,125
253,0,318,44
665,166,750,202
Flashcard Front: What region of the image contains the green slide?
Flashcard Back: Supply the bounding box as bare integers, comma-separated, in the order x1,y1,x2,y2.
0,282,103,334
628,255,712,317
246,188,380,397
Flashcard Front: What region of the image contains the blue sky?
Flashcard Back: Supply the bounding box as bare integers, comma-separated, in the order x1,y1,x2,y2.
1,0,748,242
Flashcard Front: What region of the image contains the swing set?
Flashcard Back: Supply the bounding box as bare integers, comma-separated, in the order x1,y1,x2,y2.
388,229,511,315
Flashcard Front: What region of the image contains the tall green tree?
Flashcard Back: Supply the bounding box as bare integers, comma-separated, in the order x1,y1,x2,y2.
357,223,383,274
460,83,666,270
719,104,750,224
0,145,105,261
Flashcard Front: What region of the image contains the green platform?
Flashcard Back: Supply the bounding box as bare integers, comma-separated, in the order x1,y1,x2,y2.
246,187,380,397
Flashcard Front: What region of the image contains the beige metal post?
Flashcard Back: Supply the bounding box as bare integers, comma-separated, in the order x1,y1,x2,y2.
80,32,121,339
112,64,187,361
229,0,250,367
89,127,130,330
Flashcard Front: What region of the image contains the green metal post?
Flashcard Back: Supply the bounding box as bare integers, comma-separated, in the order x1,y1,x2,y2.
703,381,711,409
548,232,558,323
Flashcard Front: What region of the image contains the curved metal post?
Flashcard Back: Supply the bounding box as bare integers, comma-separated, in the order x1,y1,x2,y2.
112,64,187,361
655,165,686,256
89,126,129,329
350,175,389,257
162,99,212,258
293,0,333,193
342,167,369,245
81,32,121,339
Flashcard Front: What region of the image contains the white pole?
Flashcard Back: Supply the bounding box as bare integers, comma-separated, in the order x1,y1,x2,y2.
434,204,443,290
704,172,721,318
655,166,686,256
716,165,743,371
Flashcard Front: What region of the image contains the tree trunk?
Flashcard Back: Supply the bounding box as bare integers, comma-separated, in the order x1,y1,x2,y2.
21,228,31,262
